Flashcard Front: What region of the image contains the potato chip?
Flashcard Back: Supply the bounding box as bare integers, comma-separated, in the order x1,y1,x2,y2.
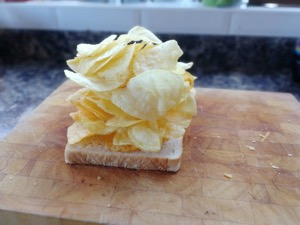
183,72,197,89
177,62,193,70
173,92,197,117
166,93,197,128
133,40,183,75
66,87,89,103
69,111,96,123
93,90,113,100
127,26,162,44
69,91,112,121
128,122,161,152
83,120,117,135
68,36,120,74
65,41,135,92
65,69,126,92
67,122,94,144
106,114,141,127
76,35,117,57
111,69,184,121
113,128,133,146
88,43,131,75
164,122,186,139
174,62,193,75
73,43,126,76
86,96,124,116
94,43,135,81
65,70,102,92
160,92,197,139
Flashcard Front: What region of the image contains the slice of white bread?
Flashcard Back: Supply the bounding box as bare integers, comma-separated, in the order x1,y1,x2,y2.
65,135,183,172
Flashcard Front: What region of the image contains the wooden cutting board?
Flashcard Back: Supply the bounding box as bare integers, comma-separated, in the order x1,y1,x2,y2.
1,80,300,225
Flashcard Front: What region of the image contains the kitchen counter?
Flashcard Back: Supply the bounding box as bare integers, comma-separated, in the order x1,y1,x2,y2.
0,30,300,140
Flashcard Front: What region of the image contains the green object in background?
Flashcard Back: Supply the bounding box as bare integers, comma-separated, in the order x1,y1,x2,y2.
202,0,235,7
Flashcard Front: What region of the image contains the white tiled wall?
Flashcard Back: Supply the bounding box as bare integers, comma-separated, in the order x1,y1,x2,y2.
141,8,231,35
230,9,300,37
0,4,58,29
0,1,299,37
56,6,140,31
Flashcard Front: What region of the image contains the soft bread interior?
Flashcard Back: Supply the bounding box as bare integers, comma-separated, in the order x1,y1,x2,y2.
65,136,183,172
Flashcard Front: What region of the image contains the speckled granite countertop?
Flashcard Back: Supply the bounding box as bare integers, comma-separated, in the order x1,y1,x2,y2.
0,30,299,140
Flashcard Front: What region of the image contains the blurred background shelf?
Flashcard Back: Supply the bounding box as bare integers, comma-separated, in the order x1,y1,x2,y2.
0,0,300,37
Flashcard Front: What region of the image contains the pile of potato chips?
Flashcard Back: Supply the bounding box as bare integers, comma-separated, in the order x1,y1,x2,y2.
65,26,197,152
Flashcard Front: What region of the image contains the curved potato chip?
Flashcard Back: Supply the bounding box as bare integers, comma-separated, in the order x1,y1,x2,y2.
83,120,117,135
94,44,135,82
93,90,112,100
66,42,135,92
166,92,197,127
84,43,127,75
164,122,186,139
65,70,102,92
68,36,119,74
106,115,141,127
67,122,94,144
183,72,197,89
160,92,197,140
175,92,197,117
66,87,89,103
86,96,124,116
69,110,98,123
111,69,184,121
128,26,162,44
178,62,193,70
65,70,127,92
174,62,193,75
128,122,161,152
113,128,133,146
76,35,117,57
133,40,183,75
74,98,111,121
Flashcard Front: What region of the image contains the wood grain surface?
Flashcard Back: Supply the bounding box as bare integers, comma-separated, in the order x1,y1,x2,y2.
1,80,300,225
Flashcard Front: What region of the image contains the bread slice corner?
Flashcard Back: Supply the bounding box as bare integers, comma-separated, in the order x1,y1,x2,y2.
65,136,183,172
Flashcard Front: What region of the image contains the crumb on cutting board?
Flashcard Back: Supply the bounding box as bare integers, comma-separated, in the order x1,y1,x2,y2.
224,173,233,179
271,165,280,169
270,163,279,169
246,145,256,151
260,132,270,142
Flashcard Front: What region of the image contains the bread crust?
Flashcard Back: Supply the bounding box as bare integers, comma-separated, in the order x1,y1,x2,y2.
65,137,183,172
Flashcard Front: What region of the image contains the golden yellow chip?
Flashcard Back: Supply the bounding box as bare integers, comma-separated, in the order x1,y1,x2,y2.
86,96,124,116
127,122,161,152
133,40,183,76
127,26,162,44
83,120,117,135
76,35,117,57
68,35,119,74
67,122,94,144
113,128,133,146
111,69,184,121
65,41,136,92
106,115,141,127
164,122,186,139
